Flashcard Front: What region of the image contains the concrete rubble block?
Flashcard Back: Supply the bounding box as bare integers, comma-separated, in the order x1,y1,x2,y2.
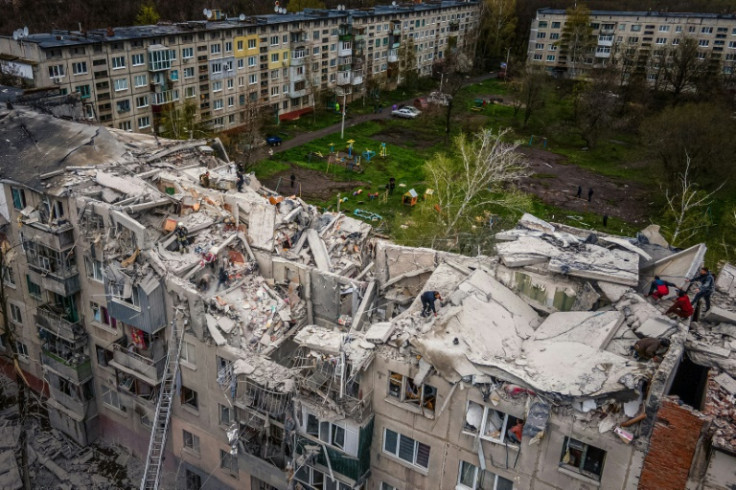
365,322,394,344
705,306,736,325
640,224,669,247
548,246,640,287
305,229,332,272
0,426,20,449
686,339,731,358
598,282,631,303
384,245,436,281
205,314,227,346
518,213,556,233
712,323,736,338
713,372,736,395
636,317,677,339
534,310,624,350
0,451,22,490
247,202,276,251
714,263,736,296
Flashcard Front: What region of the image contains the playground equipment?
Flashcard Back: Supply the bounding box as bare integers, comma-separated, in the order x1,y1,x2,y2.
424,188,434,200
329,142,335,153
354,208,383,221
362,149,376,162
346,139,355,157
402,189,418,207
380,142,388,158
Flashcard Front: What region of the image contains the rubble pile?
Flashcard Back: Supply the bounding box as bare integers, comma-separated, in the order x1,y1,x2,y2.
703,371,736,452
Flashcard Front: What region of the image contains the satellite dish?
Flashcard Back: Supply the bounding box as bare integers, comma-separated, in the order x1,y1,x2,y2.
203,8,212,19
12,31,18,41
239,13,246,21
274,5,279,12
23,26,28,37
392,1,397,5
280,8,286,14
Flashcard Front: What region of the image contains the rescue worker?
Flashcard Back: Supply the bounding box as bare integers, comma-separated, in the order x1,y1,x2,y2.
647,276,677,300
199,171,210,188
665,290,694,319
420,291,442,317
687,267,714,313
174,223,189,253
632,337,671,361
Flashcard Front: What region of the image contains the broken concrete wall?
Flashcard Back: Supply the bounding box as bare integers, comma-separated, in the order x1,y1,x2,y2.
374,241,436,287
252,249,273,279
495,264,589,313
273,257,313,324
247,201,276,251
310,268,342,326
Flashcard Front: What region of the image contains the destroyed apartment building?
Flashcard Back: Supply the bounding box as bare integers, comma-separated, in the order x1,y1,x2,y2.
0,106,735,490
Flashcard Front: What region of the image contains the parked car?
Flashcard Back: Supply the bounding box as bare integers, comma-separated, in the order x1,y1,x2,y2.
391,107,418,119
266,135,283,146
399,105,422,116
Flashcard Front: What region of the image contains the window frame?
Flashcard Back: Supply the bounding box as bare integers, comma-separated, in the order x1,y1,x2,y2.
463,401,522,446
559,437,607,482
387,371,437,413
183,429,200,453
382,428,431,470
181,386,199,410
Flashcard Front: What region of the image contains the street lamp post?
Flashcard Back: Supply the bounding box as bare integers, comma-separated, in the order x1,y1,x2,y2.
340,91,348,140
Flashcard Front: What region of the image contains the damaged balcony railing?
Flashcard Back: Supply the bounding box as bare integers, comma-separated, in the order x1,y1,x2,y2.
296,358,373,423
235,379,291,422
111,339,167,383
36,304,85,342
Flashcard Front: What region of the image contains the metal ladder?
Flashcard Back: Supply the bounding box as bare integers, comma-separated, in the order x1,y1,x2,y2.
140,321,183,490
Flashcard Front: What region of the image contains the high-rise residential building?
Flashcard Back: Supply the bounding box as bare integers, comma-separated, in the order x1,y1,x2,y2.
527,8,736,82
0,1,479,134
1,107,735,490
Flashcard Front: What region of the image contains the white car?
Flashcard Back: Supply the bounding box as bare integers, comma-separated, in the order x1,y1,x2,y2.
391,107,418,119
400,105,422,116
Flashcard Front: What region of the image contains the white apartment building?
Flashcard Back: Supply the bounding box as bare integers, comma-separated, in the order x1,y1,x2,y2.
0,1,479,134
527,8,736,81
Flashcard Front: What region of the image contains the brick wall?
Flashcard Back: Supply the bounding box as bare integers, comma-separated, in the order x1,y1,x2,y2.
639,397,711,490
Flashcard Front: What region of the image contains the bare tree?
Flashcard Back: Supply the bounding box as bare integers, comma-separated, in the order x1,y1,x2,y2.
432,50,471,138
476,0,517,68
425,128,531,236
559,3,594,78
663,154,724,247
574,67,617,148
662,37,707,100
510,65,547,128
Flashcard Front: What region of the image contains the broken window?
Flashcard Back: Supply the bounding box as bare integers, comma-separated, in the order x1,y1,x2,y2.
183,430,200,453
91,302,115,329
457,460,514,490
85,257,104,282
181,386,198,410
383,428,431,469
181,341,196,367
560,437,606,481
11,187,26,210
464,401,522,446
96,345,114,367
219,404,232,425
185,470,202,490
101,386,124,411
220,449,238,474
388,371,437,412
305,412,348,451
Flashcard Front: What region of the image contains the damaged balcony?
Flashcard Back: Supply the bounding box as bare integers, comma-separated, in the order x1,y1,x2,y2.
295,416,374,484
17,215,74,252
35,300,85,346
47,373,97,419
109,328,167,385
39,326,92,384
24,241,80,296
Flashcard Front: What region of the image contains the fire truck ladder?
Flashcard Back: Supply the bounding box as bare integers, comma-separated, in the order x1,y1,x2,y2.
140,321,183,490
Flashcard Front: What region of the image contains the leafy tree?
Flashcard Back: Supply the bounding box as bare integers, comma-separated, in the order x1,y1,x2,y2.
641,102,736,189
425,128,531,236
432,50,471,138
476,0,517,68
661,37,707,100
136,1,161,25
287,0,325,12
573,67,617,148
157,100,206,140
559,3,594,78
510,65,547,128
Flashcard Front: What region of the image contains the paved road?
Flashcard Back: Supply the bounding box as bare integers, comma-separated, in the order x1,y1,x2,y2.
256,73,498,159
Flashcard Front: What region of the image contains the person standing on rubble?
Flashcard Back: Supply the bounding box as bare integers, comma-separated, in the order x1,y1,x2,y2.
687,267,714,313
217,267,229,290
665,290,694,319
420,291,442,317
236,171,244,192
175,223,189,254
199,171,210,188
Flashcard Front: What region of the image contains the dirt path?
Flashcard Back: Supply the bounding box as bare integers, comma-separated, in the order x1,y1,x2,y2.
261,164,368,201
518,147,651,224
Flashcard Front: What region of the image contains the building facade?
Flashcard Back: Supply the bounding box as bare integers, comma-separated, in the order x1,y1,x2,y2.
0,1,479,134
527,8,736,82
2,108,736,490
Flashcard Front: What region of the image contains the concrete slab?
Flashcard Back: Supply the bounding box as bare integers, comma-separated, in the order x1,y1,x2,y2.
364,322,394,343
534,311,624,350
599,282,630,302
247,202,276,251
0,451,22,489
636,317,676,338
706,306,736,324
205,314,227,346
640,224,669,247
715,263,736,296
713,373,736,395
305,229,331,272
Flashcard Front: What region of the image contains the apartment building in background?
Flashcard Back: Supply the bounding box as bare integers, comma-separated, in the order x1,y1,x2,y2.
527,8,736,82
0,1,478,134
2,107,736,490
